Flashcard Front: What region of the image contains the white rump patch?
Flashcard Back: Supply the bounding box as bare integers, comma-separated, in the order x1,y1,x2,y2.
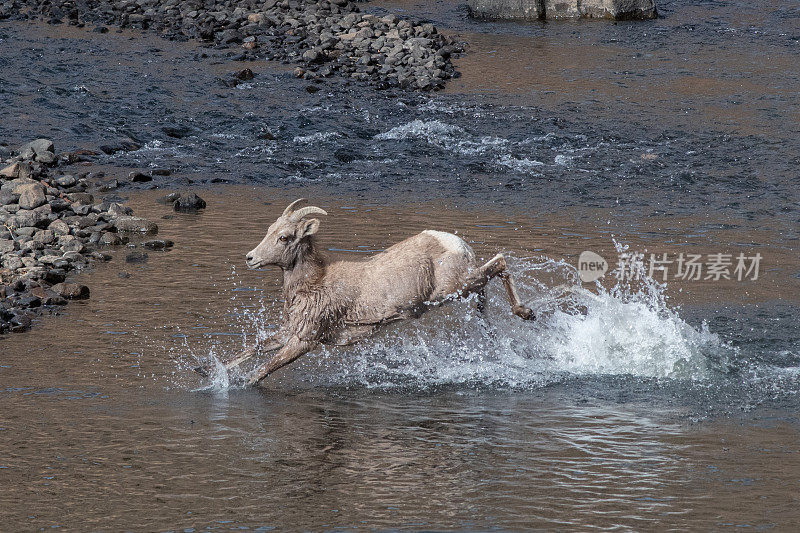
423,230,474,260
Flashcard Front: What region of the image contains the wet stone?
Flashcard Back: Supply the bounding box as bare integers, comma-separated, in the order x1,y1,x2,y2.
141,239,174,250
173,193,206,212
51,282,90,300
125,251,149,263
156,192,180,205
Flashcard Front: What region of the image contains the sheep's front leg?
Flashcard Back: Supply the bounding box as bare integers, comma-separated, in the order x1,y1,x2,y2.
247,336,316,387
193,335,284,377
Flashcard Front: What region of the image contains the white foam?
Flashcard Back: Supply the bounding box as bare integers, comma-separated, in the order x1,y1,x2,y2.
292,131,341,144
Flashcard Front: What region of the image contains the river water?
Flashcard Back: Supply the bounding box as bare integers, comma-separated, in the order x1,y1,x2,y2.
1,0,800,530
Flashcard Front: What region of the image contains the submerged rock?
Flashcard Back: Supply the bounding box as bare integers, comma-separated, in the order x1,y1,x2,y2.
173,193,206,212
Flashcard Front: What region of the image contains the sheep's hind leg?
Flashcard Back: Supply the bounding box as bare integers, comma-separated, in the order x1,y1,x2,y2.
463,254,534,321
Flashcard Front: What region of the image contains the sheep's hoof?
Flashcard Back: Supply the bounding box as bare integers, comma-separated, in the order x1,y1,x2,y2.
513,305,535,321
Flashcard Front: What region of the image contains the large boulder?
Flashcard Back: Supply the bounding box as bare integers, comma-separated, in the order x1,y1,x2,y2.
467,0,656,20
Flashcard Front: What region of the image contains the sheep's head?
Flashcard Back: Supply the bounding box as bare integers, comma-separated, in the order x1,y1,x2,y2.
245,199,327,269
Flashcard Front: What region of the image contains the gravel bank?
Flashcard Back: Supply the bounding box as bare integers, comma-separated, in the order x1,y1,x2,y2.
1,0,465,91
0,139,168,334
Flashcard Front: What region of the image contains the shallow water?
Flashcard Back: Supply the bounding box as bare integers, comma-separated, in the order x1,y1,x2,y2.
1,190,799,529
1,1,800,529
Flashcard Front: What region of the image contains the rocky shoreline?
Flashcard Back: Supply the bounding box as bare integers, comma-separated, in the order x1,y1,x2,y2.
1,0,465,91
0,139,172,334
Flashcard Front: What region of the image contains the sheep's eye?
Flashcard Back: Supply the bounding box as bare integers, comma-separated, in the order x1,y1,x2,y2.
278,235,294,244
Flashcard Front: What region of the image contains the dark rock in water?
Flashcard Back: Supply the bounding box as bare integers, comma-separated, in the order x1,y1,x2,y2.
334,148,362,163
51,282,90,300
156,192,180,205
141,239,174,250
162,125,194,139
125,251,149,263
174,193,206,212
152,168,172,176
98,139,141,155
128,171,153,183
236,68,254,80
118,271,131,279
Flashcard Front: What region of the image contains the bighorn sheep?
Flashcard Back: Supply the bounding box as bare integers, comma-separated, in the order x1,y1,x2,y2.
197,199,534,386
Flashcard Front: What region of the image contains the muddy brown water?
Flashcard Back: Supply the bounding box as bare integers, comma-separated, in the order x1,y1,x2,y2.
2,189,799,530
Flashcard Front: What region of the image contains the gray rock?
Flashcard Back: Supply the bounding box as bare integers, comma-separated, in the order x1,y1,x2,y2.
1,177,37,194
15,227,37,238
66,192,94,205
38,255,62,265
0,162,19,179
55,174,77,187
33,230,55,245
62,251,86,264
36,151,57,165
61,239,85,254
0,239,16,253
99,232,123,246
114,216,158,235
108,203,134,217
17,183,47,210
49,219,70,236
19,139,54,157
11,209,47,229
3,255,23,271
0,190,17,206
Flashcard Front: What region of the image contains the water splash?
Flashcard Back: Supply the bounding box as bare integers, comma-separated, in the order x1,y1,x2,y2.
186,245,736,391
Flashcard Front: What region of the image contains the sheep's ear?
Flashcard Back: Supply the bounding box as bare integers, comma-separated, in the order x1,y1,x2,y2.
299,218,320,238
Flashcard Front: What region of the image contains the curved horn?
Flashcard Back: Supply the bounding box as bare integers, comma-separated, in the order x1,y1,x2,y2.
290,206,328,221
282,198,308,217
